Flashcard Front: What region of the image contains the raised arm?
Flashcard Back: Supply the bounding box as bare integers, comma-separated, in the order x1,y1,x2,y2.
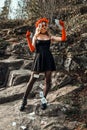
26,31,35,52
26,24,42,52
51,20,66,42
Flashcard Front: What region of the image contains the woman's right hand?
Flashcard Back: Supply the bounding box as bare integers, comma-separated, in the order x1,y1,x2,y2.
26,31,31,37
35,23,42,36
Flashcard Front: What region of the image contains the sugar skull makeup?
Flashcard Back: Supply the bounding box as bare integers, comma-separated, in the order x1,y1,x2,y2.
38,22,48,30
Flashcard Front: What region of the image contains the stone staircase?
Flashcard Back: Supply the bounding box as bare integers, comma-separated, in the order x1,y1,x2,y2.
0,82,86,130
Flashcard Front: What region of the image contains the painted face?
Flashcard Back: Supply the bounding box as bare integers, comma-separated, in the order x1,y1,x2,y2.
38,22,48,33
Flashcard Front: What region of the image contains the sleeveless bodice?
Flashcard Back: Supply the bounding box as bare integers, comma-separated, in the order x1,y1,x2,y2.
35,39,51,53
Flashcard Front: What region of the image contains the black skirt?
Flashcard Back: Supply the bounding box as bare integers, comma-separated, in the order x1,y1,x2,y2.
31,39,56,72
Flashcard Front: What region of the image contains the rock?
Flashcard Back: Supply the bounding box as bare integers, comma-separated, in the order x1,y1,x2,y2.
43,123,68,130
74,54,87,70
6,38,18,42
0,83,26,104
20,125,27,130
8,42,31,59
13,25,34,35
64,57,72,72
8,69,31,86
53,54,64,70
0,19,24,29
35,103,66,117
0,63,9,88
12,122,16,127
47,85,78,102
21,60,33,70
0,40,10,57
67,121,78,130
80,5,87,15
51,72,75,90
0,58,24,70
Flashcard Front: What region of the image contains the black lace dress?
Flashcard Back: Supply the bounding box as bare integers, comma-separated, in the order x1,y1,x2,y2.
32,39,56,72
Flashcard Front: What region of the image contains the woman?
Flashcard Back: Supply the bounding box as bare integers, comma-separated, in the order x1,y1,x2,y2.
20,18,66,111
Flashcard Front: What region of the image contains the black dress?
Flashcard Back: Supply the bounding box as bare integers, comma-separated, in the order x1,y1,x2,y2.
32,39,56,72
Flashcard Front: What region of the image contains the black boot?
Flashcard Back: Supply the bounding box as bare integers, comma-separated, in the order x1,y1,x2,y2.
20,99,27,111
41,103,47,110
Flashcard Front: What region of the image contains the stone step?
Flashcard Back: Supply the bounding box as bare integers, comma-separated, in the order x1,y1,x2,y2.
0,82,80,105
0,58,24,70
0,98,85,130
0,72,44,104
7,69,44,87
0,100,71,130
0,83,26,104
47,85,79,102
8,69,31,86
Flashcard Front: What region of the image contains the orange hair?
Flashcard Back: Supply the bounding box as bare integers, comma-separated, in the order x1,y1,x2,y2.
35,18,49,28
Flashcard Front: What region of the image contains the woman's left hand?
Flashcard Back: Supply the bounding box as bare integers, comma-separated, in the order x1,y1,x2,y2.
55,19,64,30
35,24,42,37
59,20,64,28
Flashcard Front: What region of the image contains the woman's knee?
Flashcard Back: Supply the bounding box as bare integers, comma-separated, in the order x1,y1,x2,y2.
31,71,39,80
45,71,52,84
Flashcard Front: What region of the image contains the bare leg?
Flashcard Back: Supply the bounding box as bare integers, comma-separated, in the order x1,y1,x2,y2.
20,72,39,111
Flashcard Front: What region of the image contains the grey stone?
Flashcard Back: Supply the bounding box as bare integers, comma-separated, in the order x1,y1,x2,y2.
8,69,31,86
